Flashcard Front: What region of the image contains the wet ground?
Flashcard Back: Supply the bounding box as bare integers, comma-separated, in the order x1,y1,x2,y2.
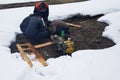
9,14,115,60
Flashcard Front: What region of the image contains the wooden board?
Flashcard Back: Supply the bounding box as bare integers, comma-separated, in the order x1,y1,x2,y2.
16,44,33,68
16,42,48,67
35,41,54,49
27,43,48,66
66,22,81,28
22,41,54,51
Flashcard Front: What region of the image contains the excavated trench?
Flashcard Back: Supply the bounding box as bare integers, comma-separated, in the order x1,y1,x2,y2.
9,14,115,60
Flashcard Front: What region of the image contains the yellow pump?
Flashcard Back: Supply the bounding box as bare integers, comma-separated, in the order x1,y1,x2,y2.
64,38,74,54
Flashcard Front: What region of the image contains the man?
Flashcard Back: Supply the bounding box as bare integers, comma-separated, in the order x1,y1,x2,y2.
20,2,50,44
20,1,69,44
49,20,70,39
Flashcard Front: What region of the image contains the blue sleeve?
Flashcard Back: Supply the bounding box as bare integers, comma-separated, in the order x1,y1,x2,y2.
25,16,44,37
20,16,30,33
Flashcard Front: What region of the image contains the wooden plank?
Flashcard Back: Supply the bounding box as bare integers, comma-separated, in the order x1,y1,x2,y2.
22,47,31,51
27,43,48,66
16,44,33,68
66,22,81,28
35,41,54,49
22,41,54,51
19,43,29,46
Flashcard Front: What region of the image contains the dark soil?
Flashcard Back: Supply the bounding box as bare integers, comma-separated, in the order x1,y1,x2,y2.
9,14,115,60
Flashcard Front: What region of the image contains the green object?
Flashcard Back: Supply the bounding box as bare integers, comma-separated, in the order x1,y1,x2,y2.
61,30,65,37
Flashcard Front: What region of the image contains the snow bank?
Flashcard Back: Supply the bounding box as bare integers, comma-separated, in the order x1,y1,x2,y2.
0,46,27,80
49,0,120,20
98,11,120,44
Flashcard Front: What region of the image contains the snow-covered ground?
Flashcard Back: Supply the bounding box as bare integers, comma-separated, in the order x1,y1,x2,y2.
0,0,120,80
0,0,44,4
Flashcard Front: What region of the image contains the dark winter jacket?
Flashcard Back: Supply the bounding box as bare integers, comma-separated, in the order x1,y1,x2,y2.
20,14,50,43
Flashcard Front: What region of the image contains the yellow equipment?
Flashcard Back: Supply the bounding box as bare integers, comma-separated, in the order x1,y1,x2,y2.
51,34,74,55
64,38,74,54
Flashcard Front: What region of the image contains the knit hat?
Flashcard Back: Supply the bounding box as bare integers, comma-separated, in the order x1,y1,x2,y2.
33,2,49,17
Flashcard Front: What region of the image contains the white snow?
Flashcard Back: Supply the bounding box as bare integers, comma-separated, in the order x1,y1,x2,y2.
98,11,120,44
0,0,120,80
0,0,45,4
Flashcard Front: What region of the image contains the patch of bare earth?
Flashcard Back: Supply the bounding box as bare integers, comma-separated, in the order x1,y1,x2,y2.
9,15,115,60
